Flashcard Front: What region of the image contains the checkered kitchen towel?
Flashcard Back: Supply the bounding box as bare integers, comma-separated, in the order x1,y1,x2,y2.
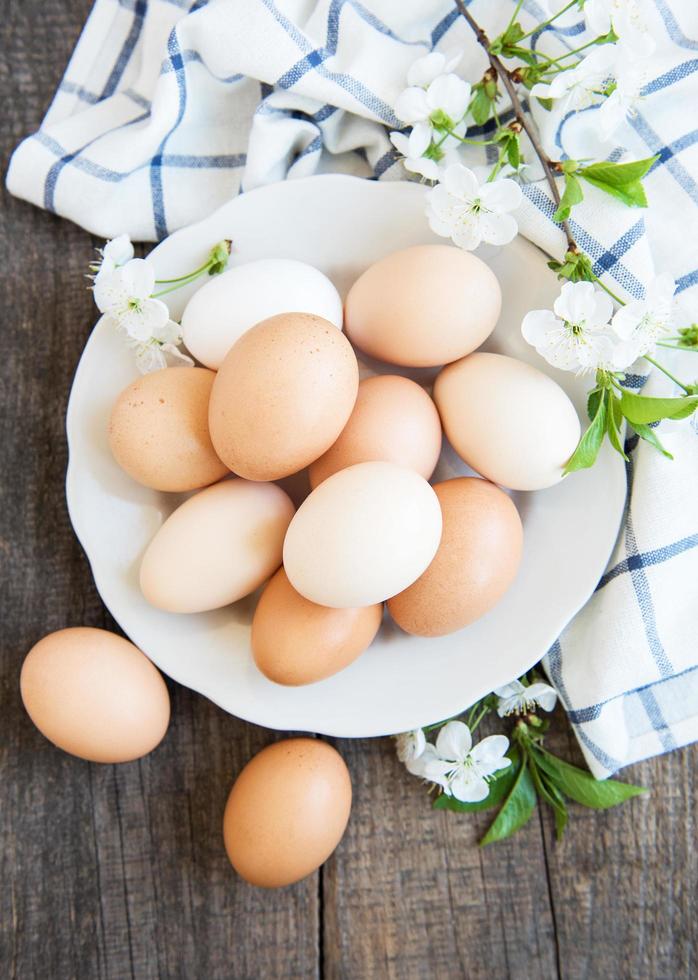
8,0,698,777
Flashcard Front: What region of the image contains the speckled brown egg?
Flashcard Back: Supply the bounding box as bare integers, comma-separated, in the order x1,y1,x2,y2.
308,375,442,488
108,367,228,492
20,628,170,763
387,478,523,637
252,568,382,686
208,313,359,481
223,738,352,888
344,245,501,367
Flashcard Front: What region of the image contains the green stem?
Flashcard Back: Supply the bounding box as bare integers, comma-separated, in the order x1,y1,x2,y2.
154,257,213,284
657,341,698,352
540,36,604,69
505,0,526,35
152,273,207,299
643,354,691,394
518,0,578,40
592,275,625,306
469,704,490,734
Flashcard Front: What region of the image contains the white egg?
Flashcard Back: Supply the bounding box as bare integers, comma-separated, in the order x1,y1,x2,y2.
434,352,581,491
181,259,343,369
283,461,443,608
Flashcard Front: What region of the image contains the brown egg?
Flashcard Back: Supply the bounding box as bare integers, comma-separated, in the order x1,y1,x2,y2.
308,375,442,488
20,627,170,763
140,479,295,613
209,313,359,481
344,245,501,367
223,738,352,887
108,367,228,492
252,568,382,685
387,478,523,636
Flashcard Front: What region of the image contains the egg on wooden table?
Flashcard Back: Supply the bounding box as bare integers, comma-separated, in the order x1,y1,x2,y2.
140,479,294,613
223,738,352,888
388,478,523,637
344,244,501,367
434,352,581,491
208,313,359,481
20,628,170,763
181,258,343,369
308,374,442,489
252,568,383,686
108,367,228,492
283,461,442,608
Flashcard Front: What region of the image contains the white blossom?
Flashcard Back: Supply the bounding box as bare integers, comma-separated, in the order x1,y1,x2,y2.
597,46,650,139
522,281,622,372
584,0,656,56
395,70,471,131
531,45,616,112
390,124,441,180
406,51,461,88
92,233,134,282
396,728,427,765
126,316,194,374
423,721,511,803
494,679,558,717
426,164,522,251
93,257,170,342
611,273,675,361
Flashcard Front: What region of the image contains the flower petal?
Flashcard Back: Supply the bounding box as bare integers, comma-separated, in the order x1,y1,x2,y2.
450,771,490,803
407,51,446,88
521,309,563,347
442,163,479,200
470,734,510,770
480,177,523,214
408,121,433,157
435,720,472,761
526,682,558,712
494,680,525,699
120,257,156,300
478,210,518,247
426,74,471,120
389,130,410,156
554,281,596,324
589,289,615,330
102,233,134,266
394,86,430,124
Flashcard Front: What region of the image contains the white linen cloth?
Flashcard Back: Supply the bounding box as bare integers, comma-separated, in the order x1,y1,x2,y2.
8,0,698,776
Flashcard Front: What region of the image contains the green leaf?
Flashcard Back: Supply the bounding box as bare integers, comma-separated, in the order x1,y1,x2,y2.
480,759,537,846
507,135,521,170
470,86,493,126
579,173,649,208
536,96,554,111
606,393,629,460
433,753,520,813
529,759,568,840
563,389,607,473
587,386,603,421
620,390,698,424
632,422,674,459
533,750,647,809
553,172,584,223
578,157,658,186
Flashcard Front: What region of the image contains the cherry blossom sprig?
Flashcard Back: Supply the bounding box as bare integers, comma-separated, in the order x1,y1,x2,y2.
89,236,231,373
387,1,698,469
396,673,646,845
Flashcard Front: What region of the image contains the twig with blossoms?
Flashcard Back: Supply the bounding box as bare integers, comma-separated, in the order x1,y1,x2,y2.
387,1,698,470
395,672,646,845
89,237,231,374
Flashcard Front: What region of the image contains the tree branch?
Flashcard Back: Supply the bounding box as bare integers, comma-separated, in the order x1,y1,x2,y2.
454,0,577,253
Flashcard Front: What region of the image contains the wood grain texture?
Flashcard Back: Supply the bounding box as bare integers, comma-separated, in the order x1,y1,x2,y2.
0,3,696,979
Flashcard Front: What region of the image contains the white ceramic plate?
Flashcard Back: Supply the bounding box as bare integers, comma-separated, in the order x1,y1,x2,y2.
66,175,625,738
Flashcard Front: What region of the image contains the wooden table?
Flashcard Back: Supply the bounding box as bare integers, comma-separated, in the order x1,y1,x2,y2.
1,3,696,977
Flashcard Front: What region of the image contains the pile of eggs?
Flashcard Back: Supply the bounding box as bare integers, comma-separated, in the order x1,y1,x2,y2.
20,244,582,889
111,244,581,686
